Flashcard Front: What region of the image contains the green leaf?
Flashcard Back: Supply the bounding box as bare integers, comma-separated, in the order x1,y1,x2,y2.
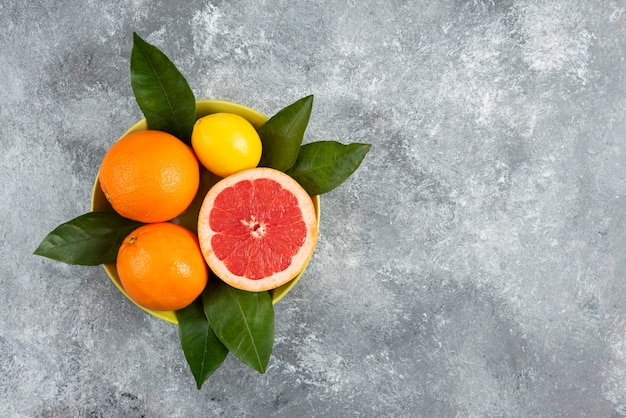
202,279,274,374
130,32,196,144
34,212,143,265
258,95,313,171
177,298,229,389
286,141,371,195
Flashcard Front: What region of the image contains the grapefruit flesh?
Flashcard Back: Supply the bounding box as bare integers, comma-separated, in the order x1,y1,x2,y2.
198,167,318,292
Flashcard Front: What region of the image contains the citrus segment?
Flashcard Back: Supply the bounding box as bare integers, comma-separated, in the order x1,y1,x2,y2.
99,130,200,223
191,113,262,178
117,222,208,311
197,167,318,292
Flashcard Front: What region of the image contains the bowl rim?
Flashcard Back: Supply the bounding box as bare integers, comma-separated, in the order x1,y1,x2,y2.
90,99,320,324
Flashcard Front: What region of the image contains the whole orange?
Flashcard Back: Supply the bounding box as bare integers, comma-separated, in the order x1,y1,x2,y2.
99,130,200,223
116,222,208,311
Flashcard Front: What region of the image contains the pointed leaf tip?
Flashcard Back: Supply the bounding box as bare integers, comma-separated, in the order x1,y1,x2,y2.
34,211,144,265
203,280,274,374
258,95,314,172
286,141,371,195
130,33,196,144
177,299,229,389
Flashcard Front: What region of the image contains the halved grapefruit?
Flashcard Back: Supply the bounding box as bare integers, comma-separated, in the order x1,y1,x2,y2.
197,167,318,292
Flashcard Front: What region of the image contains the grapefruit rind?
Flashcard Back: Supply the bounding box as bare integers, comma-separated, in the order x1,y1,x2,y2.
198,167,318,292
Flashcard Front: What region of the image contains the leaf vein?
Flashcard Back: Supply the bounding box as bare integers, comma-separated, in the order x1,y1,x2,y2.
230,287,263,368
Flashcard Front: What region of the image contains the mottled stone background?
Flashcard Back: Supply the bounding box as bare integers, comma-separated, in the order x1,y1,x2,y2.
2,1,626,416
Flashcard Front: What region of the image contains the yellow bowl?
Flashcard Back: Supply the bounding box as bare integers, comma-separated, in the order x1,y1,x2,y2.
91,99,320,324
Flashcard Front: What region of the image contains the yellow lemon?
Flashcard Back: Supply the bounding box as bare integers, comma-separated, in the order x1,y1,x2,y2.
191,113,262,177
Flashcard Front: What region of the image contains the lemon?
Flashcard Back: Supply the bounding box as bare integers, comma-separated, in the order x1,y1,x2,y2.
191,113,262,177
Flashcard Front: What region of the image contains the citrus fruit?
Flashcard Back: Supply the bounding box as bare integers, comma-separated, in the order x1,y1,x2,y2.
191,112,262,178
197,167,318,292
99,130,200,223
116,222,208,311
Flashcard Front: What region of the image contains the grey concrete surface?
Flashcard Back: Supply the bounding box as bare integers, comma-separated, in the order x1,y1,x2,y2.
2,0,626,416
